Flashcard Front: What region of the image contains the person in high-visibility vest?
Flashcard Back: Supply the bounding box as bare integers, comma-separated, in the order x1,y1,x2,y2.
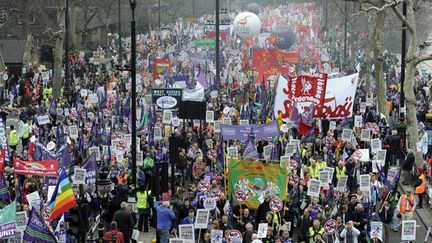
42,85,52,101
20,120,31,148
415,167,427,208
308,159,320,179
335,160,346,181
8,125,18,151
396,190,416,220
307,219,325,243
137,185,153,232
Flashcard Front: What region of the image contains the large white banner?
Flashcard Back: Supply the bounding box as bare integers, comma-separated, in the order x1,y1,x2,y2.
274,73,358,121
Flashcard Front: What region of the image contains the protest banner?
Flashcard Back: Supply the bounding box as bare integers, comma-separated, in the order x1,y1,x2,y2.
228,160,289,209
151,88,182,111
153,59,171,79
0,202,16,239
14,160,58,176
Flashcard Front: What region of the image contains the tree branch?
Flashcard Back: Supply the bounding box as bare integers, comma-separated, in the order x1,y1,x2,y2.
415,54,432,66
391,1,415,33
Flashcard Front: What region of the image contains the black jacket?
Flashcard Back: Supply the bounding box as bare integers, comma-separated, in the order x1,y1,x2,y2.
402,152,415,171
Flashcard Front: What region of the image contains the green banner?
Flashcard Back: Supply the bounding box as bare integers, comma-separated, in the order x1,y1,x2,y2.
195,39,216,49
228,160,289,209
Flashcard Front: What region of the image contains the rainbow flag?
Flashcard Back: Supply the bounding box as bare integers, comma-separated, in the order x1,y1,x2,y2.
46,169,77,222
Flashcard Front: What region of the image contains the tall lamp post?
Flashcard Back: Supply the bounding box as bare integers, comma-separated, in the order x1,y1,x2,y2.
215,0,220,88
118,0,122,63
129,0,138,190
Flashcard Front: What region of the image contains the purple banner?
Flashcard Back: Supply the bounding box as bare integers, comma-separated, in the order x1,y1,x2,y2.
0,222,16,239
220,121,280,141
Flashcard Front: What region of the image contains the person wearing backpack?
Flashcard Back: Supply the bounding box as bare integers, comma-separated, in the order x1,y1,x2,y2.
104,221,125,243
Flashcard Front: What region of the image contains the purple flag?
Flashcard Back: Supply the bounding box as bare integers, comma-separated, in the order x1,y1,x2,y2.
0,176,10,201
290,101,301,124
242,141,259,159
220,121,280,141
198,72,209,89
23,209,57,243
217,137,224,172
82,153,97,184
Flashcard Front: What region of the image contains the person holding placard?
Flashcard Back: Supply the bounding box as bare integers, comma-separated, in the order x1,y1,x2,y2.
339,221,360,243
155,201,176,243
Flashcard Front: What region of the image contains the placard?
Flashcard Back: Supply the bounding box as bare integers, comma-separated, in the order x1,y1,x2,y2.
322,167,335,181
280,156,290,167
223,118,232,125
360,129,371,141
73,167,86,185
16,211,28,228
195,209,210,229
179,224,195,242
359,149,370,162
319,170,330,187
370,138,382,153
239,119,249,125
26,191,41,210
211,230,223,243
360,102,366,113
154,127,163,140
376,149,387,163
370,221,383,241
64,108,70,116
89,94,99,104
69,125,78,139
203,198,217,210
263,145,272,159
89,147,101,161
56,108,63,116
152,88,182,111
227,146,238,158
329,121,336,130
307,179,321,198
387,167,399,181
169,239,185,243
80,89,88,97
136,151,143,166
206,111,214,123
336,175,348,192
162,110,173,124
37,115,50,125
285,143,296,156
354,115,362,128
214,120,221,133
342,129,352,142
359,174,371,197
401,220,416,241
257,223,268,238
290,139,300,150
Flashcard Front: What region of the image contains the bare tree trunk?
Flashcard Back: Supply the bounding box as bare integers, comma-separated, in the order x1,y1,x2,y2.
365,16,373,94
404,0,421,164
52,4,66,100
373,10,388,121
69,6,76,48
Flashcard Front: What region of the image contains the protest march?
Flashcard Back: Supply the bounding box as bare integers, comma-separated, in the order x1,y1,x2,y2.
0,0,432,243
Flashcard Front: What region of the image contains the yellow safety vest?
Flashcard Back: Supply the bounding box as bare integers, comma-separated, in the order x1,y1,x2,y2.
336,167,346,180
9,130,18,146
43,87,52,100
22,124,30,139
309,166,319,179
137,190,151,209
309,227,325,243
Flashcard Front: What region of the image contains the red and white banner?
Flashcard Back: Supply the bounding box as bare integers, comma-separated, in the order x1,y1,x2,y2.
274,73,358,120
14,159,58,176
274,74,327,120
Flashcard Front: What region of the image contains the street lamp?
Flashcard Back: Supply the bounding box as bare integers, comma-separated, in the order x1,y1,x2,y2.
129,0,138,191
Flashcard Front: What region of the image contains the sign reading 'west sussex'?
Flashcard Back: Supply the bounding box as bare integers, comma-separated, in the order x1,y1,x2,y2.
151,88,182,112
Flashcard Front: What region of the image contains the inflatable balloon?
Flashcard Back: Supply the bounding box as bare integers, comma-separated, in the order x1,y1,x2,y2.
233,12,261,39
246,2,261,15
271,25,296,49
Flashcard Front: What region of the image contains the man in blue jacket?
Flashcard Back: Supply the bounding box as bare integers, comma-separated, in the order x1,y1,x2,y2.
155,201,176,243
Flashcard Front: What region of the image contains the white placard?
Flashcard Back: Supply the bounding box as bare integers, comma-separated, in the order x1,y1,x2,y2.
360,129,371,141
124,134,132,148
223,118,232,125
359,149,370,162
206,111,214,123
69,125,78,139
89,94,99,104
329,121,336,130
285,143,296,156
214,120,222,133
387,167,399,181
73,167,86,185
290,139,300,150
227,146,238,158
16,211,28,228
280,156,290,167
342,129,352,142
354,115,362,128
239,119,249,125
64,108,70,116
80,89,88,97
359,174,370,191
307,179,321,198
137,151,143,166
131,229,140,240
211,230,223,243
370,221,383,242
154,127,163,140
257,223,268,238
89,147,101,161
179,224,195,242
319,170,330,187
360,102,367,113
376,149,387,163
169,239,185,243
47,186,56,203
401,220,416,241
163,110,173,124
37,115,50,125
56,108,63,116
195,209,210,229
370,138,382,153
41,71,49,81
336,175,348,192
26,191,41,210
263,145,272,159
